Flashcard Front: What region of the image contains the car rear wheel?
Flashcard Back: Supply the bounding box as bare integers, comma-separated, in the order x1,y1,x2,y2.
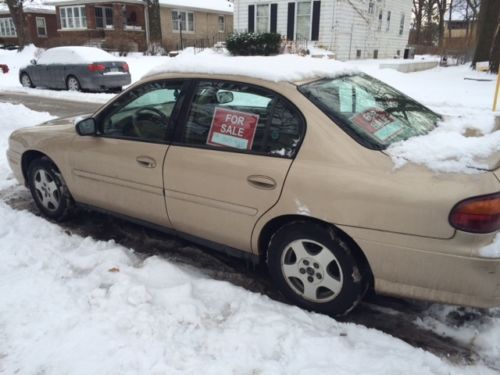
28,158,73,221
20,73,34,88
267,221,368,316
66,76,81,91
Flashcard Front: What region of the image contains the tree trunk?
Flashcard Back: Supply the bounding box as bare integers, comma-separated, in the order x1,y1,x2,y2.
490,18,500,73
5,0,27,50
448,0,453,40
413,0,425,44
472,0,500,69
436,0,447,48
146,0,162,47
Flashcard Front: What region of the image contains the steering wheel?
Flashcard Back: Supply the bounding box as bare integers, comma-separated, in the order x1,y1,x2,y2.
131,106,169,138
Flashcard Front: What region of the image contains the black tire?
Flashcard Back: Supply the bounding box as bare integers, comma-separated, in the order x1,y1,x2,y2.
66,75,81,91
20,72,34,88
267,221,368,316
27,158,73,221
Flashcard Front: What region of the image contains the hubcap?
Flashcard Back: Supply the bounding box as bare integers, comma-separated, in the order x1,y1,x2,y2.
281,239,343,303
33,169,60,212
68,78,79,91
21,75,31,87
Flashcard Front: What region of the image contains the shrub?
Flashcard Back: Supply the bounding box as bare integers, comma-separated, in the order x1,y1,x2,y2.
226,32,281,56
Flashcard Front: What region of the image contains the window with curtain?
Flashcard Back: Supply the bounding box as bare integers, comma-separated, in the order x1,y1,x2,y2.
256,4,269,33
296,1,311,40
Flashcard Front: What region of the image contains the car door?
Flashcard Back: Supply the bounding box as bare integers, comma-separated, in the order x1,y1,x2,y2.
68,79,187,227
164,80,305,252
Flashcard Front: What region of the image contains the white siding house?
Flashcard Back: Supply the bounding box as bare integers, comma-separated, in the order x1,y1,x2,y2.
233,0,412,60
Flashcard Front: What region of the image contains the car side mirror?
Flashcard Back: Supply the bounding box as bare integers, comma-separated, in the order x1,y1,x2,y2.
216,90,234,104
76,118,97,136
30,59,37,65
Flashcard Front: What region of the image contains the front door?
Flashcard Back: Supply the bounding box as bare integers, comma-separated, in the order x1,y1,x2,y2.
164,80,305,252
69,79,186,227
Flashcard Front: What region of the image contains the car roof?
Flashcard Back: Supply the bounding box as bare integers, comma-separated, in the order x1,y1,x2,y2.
143,54,358,85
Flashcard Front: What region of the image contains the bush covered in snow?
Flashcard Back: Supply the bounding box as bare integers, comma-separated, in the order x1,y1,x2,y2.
226,32,281,56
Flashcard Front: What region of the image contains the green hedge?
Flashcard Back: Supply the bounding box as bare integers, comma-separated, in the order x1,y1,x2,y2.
226,32,281,56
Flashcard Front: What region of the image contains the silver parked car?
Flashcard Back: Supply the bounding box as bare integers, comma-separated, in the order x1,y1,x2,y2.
19,46,131,92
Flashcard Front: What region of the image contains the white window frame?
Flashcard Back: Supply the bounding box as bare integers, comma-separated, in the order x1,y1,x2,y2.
386,11,391,32
95,6,113,29
255,3,270,33
218,15,225,33
172,9,194,33
59,6,87,29
295,1,312,40
368,2,374,14
36,17,47,37
0,17,17,37
399,13,405,36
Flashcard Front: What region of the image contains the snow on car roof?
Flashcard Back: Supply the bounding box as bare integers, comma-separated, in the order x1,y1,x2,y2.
38,47,120,64
145,52,358,83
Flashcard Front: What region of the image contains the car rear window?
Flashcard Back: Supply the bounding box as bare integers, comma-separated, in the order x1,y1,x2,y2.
298,74,440,149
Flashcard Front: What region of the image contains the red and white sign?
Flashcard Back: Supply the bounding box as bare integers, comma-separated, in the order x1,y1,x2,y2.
207,107,260,150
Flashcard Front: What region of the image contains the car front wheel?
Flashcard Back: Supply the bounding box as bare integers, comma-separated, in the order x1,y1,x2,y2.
267,222,368,316
20,73,34,88
28,158,73,221
66,76,81,91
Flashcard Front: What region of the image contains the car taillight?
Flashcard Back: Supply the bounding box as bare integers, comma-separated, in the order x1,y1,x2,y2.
449,192,500,233
122,63,129,72
88,63,106,72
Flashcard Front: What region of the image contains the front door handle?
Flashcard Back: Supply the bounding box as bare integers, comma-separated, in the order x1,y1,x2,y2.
136,156,156,168
247,175,277,190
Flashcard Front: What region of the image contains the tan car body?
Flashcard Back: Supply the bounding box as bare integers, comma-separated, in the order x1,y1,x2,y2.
7,72,500,309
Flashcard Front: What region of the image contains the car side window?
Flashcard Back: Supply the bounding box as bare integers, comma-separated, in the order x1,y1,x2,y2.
99,81,183,142
182,80,304,157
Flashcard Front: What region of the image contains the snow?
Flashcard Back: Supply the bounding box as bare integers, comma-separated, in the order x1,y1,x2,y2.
0,0,54,13
145,51,358,82
37,46,122,65
0,102,496,374
479,233,500,258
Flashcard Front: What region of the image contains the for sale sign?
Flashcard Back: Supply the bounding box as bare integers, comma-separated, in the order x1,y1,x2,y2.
207,107,260,150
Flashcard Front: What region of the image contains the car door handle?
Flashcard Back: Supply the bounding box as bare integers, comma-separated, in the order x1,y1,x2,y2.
247,175,277,190
136,156,156,168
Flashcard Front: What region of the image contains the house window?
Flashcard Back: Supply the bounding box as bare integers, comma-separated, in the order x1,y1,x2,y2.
368,2,374,14
386,11,391,31
399,13,405,35
95,7,113,29
356,49,361,58
172,10,194,32
0,17,17,37
256,4,269,33
373,49,378,59
377,10,382,31
60,6,87,29
36,17,47,37
218,15,225,32
296,1,311,40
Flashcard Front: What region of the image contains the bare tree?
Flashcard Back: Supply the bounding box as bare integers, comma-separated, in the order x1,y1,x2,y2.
144,0,162,49
5,0,27,50
435,0,448,47
413,0,426,44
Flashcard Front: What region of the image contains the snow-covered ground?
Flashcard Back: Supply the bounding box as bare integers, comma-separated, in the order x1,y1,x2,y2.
1,47,500,373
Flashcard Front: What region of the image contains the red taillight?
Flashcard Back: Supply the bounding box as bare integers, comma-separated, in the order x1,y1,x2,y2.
449,193,500,233
122,63,129,72
88,63,106,72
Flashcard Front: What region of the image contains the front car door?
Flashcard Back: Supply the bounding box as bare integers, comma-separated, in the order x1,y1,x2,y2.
164,79,305,252
69,79,187,227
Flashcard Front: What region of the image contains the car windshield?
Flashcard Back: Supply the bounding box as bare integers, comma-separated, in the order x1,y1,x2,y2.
299,73,440,149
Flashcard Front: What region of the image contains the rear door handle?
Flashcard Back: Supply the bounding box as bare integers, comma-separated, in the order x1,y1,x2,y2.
247,175,277,190
136,156,156,168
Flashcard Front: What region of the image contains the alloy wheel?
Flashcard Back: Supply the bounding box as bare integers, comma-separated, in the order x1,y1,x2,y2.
33,169,61,212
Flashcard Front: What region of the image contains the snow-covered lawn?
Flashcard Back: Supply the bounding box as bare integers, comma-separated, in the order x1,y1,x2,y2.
1,47,500,373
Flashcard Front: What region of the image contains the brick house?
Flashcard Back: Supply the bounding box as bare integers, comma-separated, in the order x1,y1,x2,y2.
0,3,57,47
46,0,233,52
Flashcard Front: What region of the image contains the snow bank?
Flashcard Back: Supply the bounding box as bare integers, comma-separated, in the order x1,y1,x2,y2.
0,103,55,189
480,233,500,258
145,52,357,82
0,103,491,374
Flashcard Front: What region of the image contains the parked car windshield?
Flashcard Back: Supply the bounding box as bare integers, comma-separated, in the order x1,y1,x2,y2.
299,73,440,149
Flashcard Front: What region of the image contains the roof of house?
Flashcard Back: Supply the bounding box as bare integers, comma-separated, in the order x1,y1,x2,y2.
0,0,55,14
44,0,233,14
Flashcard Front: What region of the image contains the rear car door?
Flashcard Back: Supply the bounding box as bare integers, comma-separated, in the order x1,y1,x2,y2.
164,80,305,252
69,79,187,227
